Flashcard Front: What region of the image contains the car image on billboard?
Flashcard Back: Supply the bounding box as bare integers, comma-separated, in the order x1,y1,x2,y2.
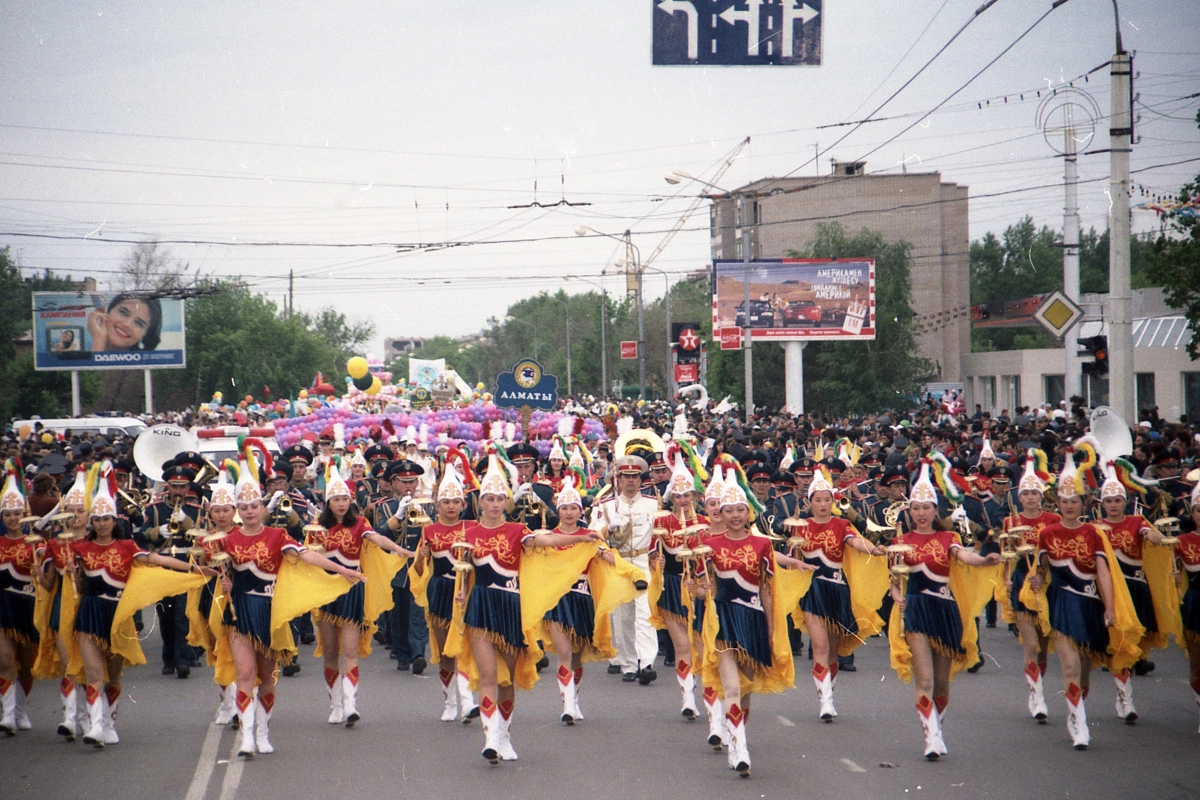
712,258,875,342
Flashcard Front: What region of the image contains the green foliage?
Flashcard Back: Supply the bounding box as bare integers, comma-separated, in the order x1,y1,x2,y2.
0,250,102,421
1143,168,1200,358
774,223,933,415
153,280,374,407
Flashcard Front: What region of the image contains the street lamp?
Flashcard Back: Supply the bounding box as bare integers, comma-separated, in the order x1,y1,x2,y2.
547,295,573,397
575,226,645,401
666,171,754,423
566,273,608,396
505,315,538,360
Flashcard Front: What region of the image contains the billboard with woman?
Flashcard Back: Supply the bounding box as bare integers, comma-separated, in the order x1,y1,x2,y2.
32,292,186,370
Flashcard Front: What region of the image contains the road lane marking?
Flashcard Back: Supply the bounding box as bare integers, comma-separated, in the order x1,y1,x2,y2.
841,758,867,773
185,724,226,800
218,736,246,800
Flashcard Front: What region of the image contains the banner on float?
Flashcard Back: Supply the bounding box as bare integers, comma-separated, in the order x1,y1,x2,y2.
32,292,186,371
409,358,446,388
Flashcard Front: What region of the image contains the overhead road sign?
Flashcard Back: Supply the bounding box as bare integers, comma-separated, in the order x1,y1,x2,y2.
653,0,822,66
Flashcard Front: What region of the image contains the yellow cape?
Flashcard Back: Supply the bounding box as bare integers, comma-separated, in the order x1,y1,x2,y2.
33,578,80,679
1141,540,1182,652
786,549,890,657
109,565,208,670
268,557,355,658
703,560,806,699
207,588,237,687
888,553,1003,683
185,582,217,662
647,560,666,629
584,553,646,661
313,543,406,659
1096,529,1145,672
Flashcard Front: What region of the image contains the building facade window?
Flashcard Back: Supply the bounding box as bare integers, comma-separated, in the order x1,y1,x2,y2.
1136,373,1156,416
1004,375,1021,412
981,376,997,412
1184,373,1200,423
1044,374,1064,407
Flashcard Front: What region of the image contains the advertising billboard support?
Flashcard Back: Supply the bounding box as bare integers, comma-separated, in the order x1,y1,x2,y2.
784,341,806,415
145,369,154,415
71,371,81,417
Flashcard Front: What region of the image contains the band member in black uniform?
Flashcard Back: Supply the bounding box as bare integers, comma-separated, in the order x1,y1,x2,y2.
771,458,815,537
644,452,672,501
282,445,319,507
140,464,201,677
744,462,775,537
374,459,430,673
506,443,558,531
112,458,144,534
263,462,307,540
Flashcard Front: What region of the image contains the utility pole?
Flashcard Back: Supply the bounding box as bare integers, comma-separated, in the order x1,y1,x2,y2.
741,196,754,422
600,283,608,396
627,229,646,401
288,269,294,318
1107,7,1134,421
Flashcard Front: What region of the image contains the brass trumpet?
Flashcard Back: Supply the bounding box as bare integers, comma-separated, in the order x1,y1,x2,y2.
407,501,433,528
451,541,475,603
167,498,185,536
886,543,915,634
303,523,328,555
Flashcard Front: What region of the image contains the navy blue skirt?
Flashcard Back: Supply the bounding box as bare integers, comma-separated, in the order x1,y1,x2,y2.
0,590,38,645
224,592,273,652
800,578,857,634
715,601,772,669
49,586,63,632
1047,586,1109,659
75,594,116,646
198,577,217,621
545,589,596,643
1182,588,1200,640
1009,559,1038,619
904,592,964,656
1125,578,1158,634
657,573,689,621
321,580,365,627
427,576,455,627
464,586,525,652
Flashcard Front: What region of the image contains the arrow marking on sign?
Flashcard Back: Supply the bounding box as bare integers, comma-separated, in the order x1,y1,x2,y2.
781,1,819,57
718,0,764,57
657,0,699,61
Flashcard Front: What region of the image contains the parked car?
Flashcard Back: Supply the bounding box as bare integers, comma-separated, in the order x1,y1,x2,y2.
781,300,822,327
733,300,775,328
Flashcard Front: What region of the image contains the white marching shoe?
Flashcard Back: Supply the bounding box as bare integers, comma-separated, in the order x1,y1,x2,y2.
101,687,120,745
813,664,837,722
1065,683,1089,750
58,678,78,741
342,667,360,727
557,666,577,724
237,689,257,758
725,703,750,776
255,692,274,754
570,667,584,720
703,687,726,750
497,703,518,761
0,678,16,735
440,669,459,722
917,696,947,760
1113,670,1137,723
1025,661,1048,722
325,667,344,724
81,685,106,748
677,660,698,720
480,698,501,764
215,684,238,726
14,681,32,730
458,670,479,724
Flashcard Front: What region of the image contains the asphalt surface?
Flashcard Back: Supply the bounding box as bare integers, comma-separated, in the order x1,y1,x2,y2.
4,617,1199,800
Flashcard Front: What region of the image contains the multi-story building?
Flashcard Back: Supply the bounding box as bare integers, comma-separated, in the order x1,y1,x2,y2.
710,161,970,381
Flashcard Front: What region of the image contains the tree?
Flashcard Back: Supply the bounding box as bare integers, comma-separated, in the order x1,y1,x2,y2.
780,223,933,415
117,241,191,292
1143,166,1200,357
300,308,375,368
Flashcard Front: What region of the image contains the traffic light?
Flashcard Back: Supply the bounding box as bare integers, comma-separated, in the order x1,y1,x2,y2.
1078,335,1109,376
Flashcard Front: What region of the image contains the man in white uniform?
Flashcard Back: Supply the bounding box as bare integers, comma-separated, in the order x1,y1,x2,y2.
590,455,659,684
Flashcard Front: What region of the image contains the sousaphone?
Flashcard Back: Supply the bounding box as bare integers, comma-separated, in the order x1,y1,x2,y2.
133,424,201,483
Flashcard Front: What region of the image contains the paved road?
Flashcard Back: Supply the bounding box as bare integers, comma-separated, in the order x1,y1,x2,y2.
4,621,1198,800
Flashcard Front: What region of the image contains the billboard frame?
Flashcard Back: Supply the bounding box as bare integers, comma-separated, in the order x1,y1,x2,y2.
711,257,875,343
31,291,188,372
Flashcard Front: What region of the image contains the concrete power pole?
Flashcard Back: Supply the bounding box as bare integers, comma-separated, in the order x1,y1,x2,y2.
1107,37,1134,420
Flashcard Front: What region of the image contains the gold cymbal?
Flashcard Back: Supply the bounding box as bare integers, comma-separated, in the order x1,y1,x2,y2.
886,544,914,555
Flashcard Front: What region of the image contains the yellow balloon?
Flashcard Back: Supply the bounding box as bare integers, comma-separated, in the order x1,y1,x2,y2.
298,389,309,399
347,356,370,380
475,382,485,390
366,376,382,396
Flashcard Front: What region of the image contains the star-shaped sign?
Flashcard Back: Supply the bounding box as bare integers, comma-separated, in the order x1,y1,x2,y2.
678,328,700,351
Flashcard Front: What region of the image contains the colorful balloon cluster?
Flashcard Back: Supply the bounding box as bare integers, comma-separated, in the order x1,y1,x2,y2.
272,401,608,454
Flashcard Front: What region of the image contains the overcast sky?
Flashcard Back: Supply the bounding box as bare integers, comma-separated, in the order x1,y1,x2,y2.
3,1,1198,357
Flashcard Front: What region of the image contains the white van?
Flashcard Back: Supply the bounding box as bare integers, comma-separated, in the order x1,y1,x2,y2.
192,425,281,467
16,417,148,440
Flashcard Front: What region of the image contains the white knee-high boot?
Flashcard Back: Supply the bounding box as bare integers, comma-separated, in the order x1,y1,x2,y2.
342,666,360,727
813,663,836,721
1025,661,1048,721
703,686,726,749
215,683,237,725
101,686,120,744
458,670,479,723
677,660,698,719
440,668,459,722
1113,669,1137,723
236,689,257,758
325,667,344,724
1065,682,1089,750
255,691,274,754
58,677,78,740
557,665,577,724
81,684,105,748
